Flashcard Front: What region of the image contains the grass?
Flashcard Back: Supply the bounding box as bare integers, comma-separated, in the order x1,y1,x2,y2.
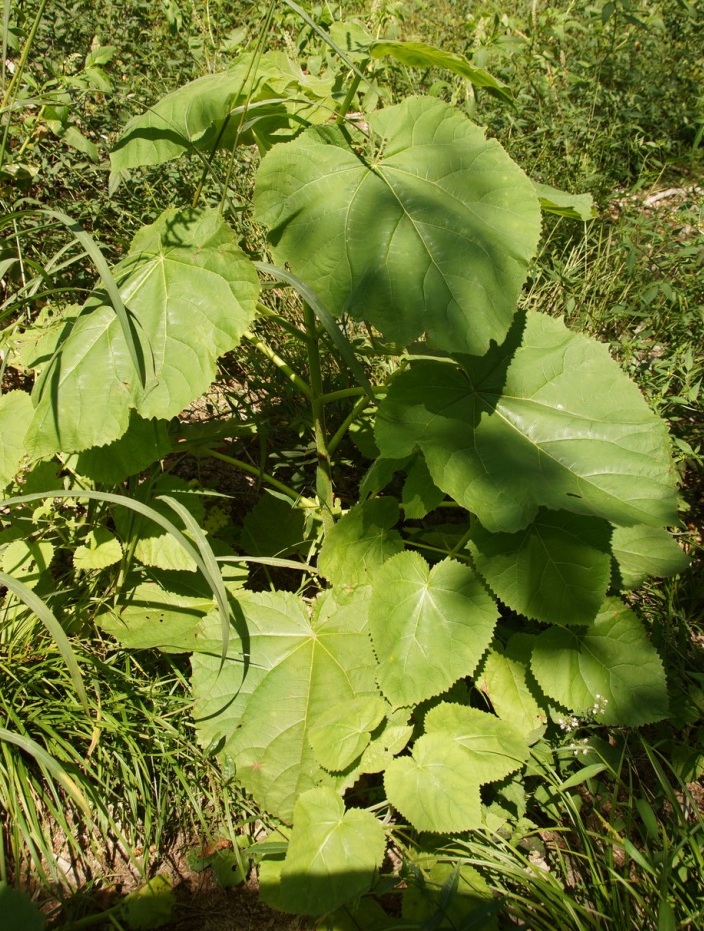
1,0,702,928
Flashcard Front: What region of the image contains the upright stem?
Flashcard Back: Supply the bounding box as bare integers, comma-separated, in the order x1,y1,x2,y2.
303,302,335,534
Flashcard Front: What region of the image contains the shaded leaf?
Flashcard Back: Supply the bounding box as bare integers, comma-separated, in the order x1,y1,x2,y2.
530,598,668,725
401,455,444,519
75,416,172,484
469,509,612,624
376,311,679,533
255,97,540,355
478,649,547,744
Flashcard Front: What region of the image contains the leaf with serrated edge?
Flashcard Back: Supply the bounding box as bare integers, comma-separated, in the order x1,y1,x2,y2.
611,525,690,590
2,540,54,590
385,703,527,833
277,788,385,916
0,391,32,486
318,498,403,590
376,311,679,533
26,208,258,457
402,455,444,519
191,588,380,822
309,697,387,772
479,650,547,744
254,96,540,355
469,509,611,625
530,597,668,725
369,552,498,706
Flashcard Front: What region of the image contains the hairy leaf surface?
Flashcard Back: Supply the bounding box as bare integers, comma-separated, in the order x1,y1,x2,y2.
376,311,679,532
369,552,498,706
26,208,258,457
254,96,540,355
530,598,668,725
469,509,612,624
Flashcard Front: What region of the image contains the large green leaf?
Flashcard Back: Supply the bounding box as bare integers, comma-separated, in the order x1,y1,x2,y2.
317,498,404,590
468,509,612,625
0,391,32,486
376,311,679,533
26,208,258,457
110,52,335,179
277,788,386,916
254,96,541,355
530,598,669,725
74,415,172,484
384,703,527,833
191,589,380,822
369,552,498,706
611,525,690,590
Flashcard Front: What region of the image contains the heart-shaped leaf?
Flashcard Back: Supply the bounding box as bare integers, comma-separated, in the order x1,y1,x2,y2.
318,498,404,590
277,788,386,916
254,96,541,355
369,552,498,706
530,598,668,725
191,589,380,822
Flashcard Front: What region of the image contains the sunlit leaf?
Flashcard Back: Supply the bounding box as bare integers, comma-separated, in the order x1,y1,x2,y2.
318,498,404,590
611,524,690,590
0,391,32,486
369,552,498,706
27,207,258,457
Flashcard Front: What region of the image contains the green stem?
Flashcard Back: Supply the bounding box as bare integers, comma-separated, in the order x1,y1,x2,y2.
255,302,310,343
321,384,386,404
328,394,373,456
243,330,312,400
335,61,368,124
204,448,316,508
303,302,335,533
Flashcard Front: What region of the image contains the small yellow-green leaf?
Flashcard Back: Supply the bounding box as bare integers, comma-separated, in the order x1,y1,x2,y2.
2,540,54,590
74,528,122,571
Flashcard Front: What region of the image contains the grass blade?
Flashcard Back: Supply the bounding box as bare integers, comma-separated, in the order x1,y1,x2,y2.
0,570,88,712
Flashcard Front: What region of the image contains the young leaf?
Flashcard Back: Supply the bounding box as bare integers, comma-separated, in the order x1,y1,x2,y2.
533,181,596,220
369,552,498,706
191,589,380,822
317,498,404,590
611,524,690,590
277,788,386,916
26,207,259,457
308,696,387,772
254,96,541,355
0,390,32,486
468,509,612,625
385,704,527,832
478,648,547,744
530,598,669,725
376,311,679,533
73,527,122,572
